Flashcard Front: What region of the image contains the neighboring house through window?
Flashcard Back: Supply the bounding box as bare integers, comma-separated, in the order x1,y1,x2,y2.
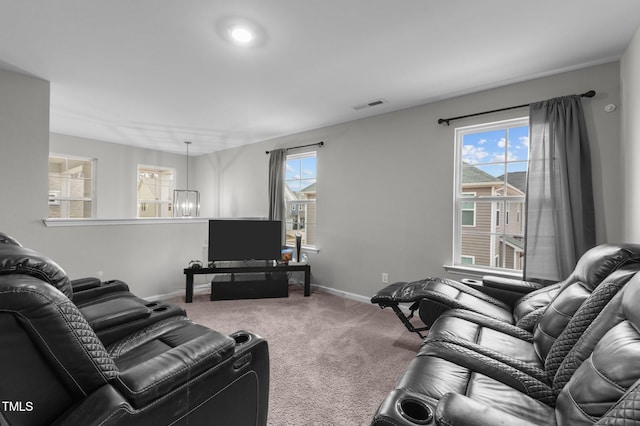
48,154,96,218
461,192,476,226
453,117,529,272
285,151,317,249
137,165,175,218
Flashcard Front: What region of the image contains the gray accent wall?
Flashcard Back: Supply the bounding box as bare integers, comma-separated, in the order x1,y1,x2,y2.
205,62,623,298
0,60,632,300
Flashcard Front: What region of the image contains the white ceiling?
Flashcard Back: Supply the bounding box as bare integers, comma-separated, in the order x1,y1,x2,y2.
1,1,640,155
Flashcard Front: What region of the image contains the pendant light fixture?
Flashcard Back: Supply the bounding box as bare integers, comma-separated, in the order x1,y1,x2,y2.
173,141,200,217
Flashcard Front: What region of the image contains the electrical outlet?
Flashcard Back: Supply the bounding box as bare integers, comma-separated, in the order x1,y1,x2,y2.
382,273,389,284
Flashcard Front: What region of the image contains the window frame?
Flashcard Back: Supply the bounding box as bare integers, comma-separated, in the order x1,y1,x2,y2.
452,116,529,275
284,151,317,250
47,153,96,219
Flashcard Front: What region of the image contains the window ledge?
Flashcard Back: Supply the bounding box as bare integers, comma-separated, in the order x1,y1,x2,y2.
43,217,210,227
443,264,523,280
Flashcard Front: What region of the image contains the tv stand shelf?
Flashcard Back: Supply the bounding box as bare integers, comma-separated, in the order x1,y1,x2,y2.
183,263,311,303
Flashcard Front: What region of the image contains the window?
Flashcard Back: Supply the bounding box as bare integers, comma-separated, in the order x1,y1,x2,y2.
48,155,95,218
285,152,317,248
137,165,174,218
454,117,529,272
461,192,476,226
461,256,475,265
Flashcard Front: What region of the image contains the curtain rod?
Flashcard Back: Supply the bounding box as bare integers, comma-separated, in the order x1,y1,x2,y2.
265,141,324,155
437,90,596,126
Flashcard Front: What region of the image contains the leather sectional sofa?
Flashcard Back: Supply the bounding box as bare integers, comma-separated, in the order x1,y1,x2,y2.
0,234,269,425
371,243,640,425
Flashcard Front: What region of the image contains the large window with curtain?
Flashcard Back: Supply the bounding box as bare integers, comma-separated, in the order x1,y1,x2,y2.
453,117,529,272
285,151,317,249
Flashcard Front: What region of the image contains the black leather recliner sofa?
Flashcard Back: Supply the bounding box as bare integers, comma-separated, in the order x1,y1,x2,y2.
0,236,269,425
371,243,640,425
372,243,640,336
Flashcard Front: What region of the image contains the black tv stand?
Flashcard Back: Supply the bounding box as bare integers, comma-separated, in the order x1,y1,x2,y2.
183,261,311,303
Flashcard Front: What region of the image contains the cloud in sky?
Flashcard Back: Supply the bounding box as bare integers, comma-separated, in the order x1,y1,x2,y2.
463,126,529,164
462,144,489,164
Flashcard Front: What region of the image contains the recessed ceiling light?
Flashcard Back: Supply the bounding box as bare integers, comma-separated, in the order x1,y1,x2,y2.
230,26,254,44
216,16,265,48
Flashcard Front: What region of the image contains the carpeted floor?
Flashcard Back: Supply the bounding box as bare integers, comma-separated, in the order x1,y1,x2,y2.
169,284,421,426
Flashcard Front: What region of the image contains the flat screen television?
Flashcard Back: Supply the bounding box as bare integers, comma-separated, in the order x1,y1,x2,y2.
208,219,282,262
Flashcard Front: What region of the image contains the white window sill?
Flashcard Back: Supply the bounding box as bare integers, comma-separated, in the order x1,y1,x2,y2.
43,217,210,227
443,264,523,280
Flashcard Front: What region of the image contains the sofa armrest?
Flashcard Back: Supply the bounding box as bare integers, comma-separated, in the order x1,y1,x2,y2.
482,275,543,293
79,298,151,331
72,280,131,304
70,277,102,292
435,393,540,426
115,330,236,408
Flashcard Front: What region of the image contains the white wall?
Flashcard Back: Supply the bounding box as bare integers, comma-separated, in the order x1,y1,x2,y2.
0,69,50,242
205,62,623,298
622,26,640,241
0,61,626,301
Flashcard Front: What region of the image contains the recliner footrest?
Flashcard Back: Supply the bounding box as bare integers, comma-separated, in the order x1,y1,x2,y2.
371,279,438,307
371,280,437,338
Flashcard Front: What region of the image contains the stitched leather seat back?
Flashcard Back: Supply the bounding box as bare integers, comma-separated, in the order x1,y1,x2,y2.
529,246,640,363
0,242,72,298
512,244,640,327
0,274,118,425
512,282,563,326
531,280,592,361
555,271,640,424
543,266,640,385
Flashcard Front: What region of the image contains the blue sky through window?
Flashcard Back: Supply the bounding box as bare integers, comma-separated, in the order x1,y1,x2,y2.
286,155,317,192
462,125,529,177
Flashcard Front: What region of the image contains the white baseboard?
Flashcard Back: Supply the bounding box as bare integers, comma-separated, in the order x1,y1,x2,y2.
310,283,371,304
146,283,210,302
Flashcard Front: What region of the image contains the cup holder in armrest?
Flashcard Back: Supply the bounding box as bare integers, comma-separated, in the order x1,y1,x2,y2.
397,398,433,425
145,302,169,313
232,332,252,346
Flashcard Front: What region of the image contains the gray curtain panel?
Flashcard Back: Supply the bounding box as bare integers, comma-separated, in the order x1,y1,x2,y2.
268,148,286,224
524,95,596,282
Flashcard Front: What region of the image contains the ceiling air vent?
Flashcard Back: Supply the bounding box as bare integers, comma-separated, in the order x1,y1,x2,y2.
353,99,387,111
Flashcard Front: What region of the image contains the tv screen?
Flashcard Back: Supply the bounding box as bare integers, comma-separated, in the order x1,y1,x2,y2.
208,219,282,262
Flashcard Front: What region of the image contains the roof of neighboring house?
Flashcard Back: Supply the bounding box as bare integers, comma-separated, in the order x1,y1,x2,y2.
301,182,316,193
498,171,527,192
463,165,501,184
501,235,525,250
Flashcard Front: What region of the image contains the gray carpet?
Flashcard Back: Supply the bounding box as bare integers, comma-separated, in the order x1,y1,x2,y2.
169,285,421,426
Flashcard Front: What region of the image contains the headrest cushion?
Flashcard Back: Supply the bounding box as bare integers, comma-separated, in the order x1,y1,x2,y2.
0,243,72,298
0,232,22,246
572,244,640,291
